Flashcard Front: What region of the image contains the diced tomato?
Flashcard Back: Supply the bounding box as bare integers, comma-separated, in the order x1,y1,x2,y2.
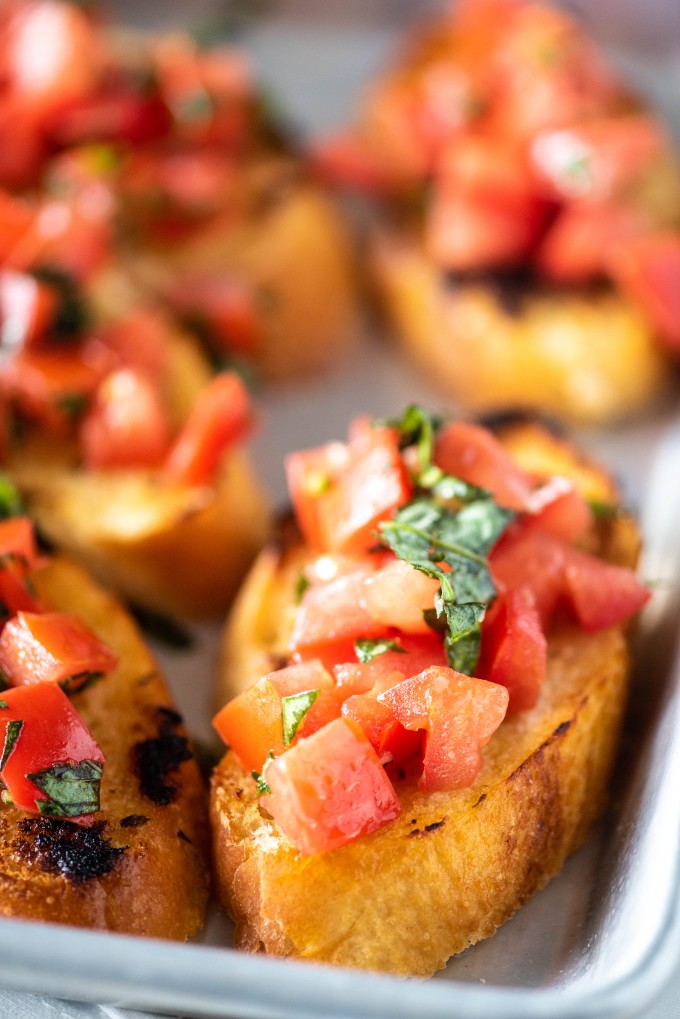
289,559,384,655
334,632,448,697
0,516,40,567
80,367,172,471
0,611,117,692
0,190,34,263
0,270,59,351
213,659,340,773
168,276,262,358
0,97,45,190
286,425,412,555
0,682,105,822
82,308,170,381
434,420,533,510
485,3,618,140
477,587,547,712
162,372,253,487
426,133,549,271
342,670,425,767
290,637,360,676
260,717,402,855
0,346,103,432
0,557,43,619
531,116,667,203
47,84,172,148
379,666,508,791
562,546,650,631
524,477,593,543
535,201,644,285
361,558,439,634
490,525,566,627
4,195,112,283
606,232,680,355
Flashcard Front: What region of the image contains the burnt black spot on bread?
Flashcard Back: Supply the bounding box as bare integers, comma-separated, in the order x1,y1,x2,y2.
120,814,149,829
133,707,193,806
408,818,447,837
14,818,125,883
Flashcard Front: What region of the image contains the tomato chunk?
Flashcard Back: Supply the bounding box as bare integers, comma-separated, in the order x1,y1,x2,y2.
80,367,172,471
289,558,383,655
0,682,105,822
342,670,425,767
524,477,593,543
212,659,339,773
477,587,547,712
0,347,103,431
606,232,680,355
434,421,533,510
562,546,651,631
0,271,58,351
334,631,447,697
361,558,440,634
0,611,118,692
260,717,401,854
286,425,412,555
490,525,566,627
0,516,40,567
162,372,253,487
379,667,509,791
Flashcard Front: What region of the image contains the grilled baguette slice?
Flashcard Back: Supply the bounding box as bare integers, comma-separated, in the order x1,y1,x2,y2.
0,555,209,938
211,422,643,975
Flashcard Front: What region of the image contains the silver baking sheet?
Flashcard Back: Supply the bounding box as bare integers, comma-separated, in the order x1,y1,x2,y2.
0,3,679,1017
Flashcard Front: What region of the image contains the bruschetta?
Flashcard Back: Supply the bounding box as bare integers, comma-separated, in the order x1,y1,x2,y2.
210,409,649,976
316,0,680,424
0,509,208,937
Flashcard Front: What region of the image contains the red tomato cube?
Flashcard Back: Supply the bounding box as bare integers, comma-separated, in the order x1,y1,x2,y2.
477,587,547,712
0,611,118,691
260,717,402,854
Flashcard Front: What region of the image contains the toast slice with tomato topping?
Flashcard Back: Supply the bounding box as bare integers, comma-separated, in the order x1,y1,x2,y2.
315,0,680,424
210,414,647,975
0,548,209,938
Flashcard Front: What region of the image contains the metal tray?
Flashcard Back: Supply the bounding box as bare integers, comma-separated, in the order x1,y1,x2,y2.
0,4,679,1016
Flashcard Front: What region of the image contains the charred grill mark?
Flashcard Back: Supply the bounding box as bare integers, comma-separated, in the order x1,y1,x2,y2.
508,717,574,784
14,818,125,883
472,793,487,807
132,707,193,806
408,818,447,838
119,814,149,829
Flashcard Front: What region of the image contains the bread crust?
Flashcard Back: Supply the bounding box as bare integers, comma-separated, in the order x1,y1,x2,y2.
211,422,642,974
0,556,209,938
372,230,669,426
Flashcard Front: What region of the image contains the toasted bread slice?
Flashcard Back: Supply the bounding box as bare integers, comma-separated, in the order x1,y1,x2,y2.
211,422,643,974
0,555,209,938
372,230,669,426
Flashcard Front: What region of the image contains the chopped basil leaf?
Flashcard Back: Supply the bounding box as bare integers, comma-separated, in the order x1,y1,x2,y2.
282,689,320,746
0,474,23,520
294,571,310,605
354,637,406,664
588,498,621,520
251,751,274,795
27,759,103,818
383,404,442,469
56,393,89,422
0,719,23,771
379,496,513,674
0,701,7,709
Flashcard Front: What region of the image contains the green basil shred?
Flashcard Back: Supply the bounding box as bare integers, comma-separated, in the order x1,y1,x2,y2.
281,689,320,746
354,637,406,664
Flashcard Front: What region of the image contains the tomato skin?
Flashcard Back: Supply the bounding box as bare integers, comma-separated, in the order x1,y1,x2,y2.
477,587,547,712
0,681,105,822
379,666,509,791
426,133,549,271
81,367,172,471
342,670,425,767
0,270,58,351
434,420,533,510
286,425,412,555
606,232,680,355
289,559,383,656
0,190,34,263
0,610,117,691
260,717,402,855
0,346,104,432
212,659,340,773
530,116,667,204
361,558,440,635
162,372,252,488
168,276,261,358
524,477,593,543
312,132,393,194
333,631,448,697
535,201,644,285
0,516,40,567
562,546,651,632
490,525,566,627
